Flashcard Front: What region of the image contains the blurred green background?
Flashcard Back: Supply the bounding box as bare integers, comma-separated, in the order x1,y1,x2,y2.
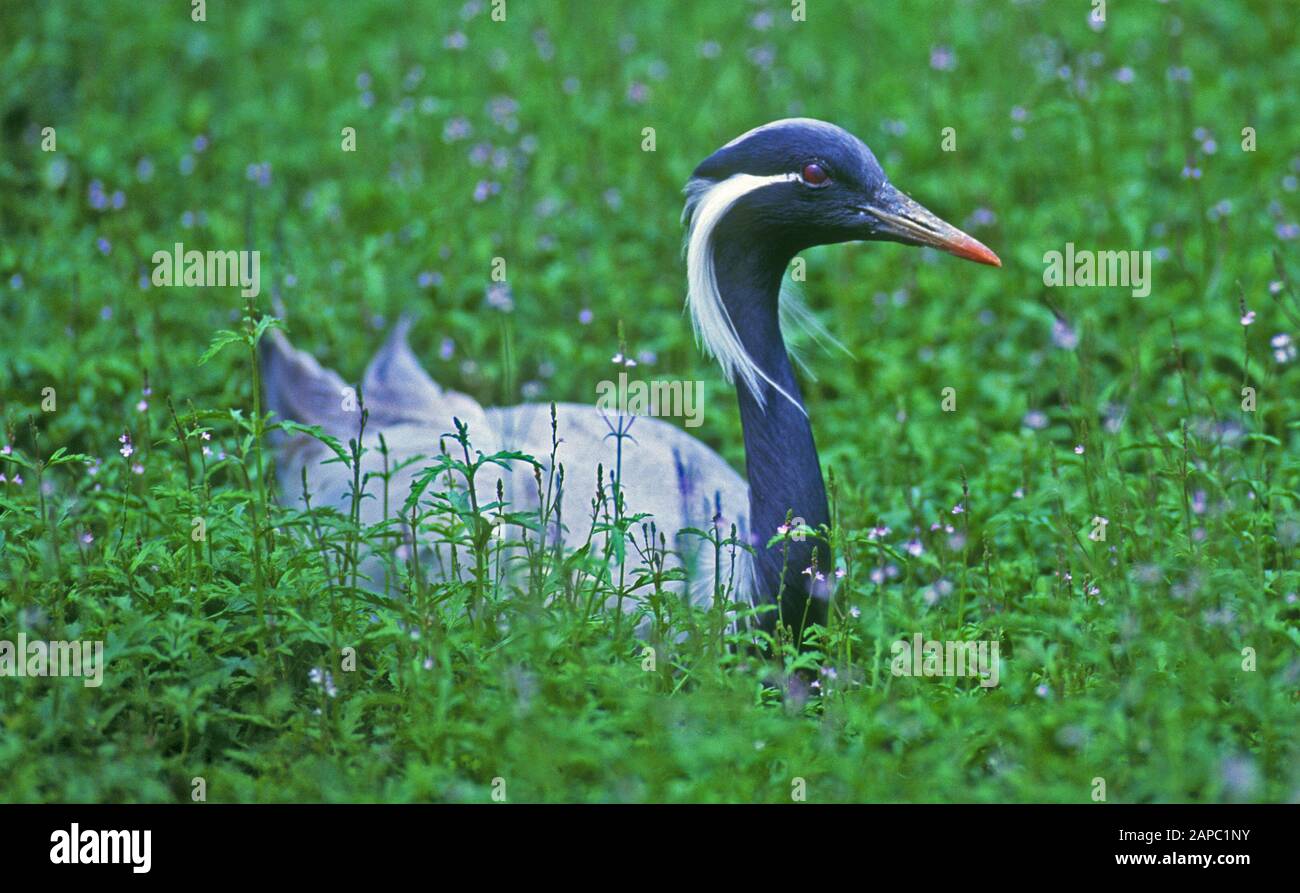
0,0,1297,802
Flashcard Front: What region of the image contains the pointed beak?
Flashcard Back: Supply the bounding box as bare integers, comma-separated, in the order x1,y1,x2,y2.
860,185,1001,267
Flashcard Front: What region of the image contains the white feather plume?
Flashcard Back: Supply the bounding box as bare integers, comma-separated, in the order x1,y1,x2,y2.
682,172,802,411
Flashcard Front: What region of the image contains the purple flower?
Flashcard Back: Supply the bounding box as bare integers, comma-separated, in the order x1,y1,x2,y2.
930,45,956,71
88,179,107,210
1024,410,1049,431
1271,333,1296,363
443,117,471,143
245,162,272,188
1051,318,1078,350
485,282,513,312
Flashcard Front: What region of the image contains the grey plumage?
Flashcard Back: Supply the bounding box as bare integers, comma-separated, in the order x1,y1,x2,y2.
260,321,754,619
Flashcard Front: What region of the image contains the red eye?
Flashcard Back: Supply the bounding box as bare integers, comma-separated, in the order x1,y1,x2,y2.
801,162,829,186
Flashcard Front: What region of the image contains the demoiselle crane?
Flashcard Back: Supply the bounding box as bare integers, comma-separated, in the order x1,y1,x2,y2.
262,118,1000,645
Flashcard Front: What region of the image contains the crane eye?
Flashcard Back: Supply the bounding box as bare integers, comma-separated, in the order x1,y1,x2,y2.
800,162,829,186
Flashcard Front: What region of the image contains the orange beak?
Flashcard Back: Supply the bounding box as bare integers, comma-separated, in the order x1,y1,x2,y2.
862,186,1002,267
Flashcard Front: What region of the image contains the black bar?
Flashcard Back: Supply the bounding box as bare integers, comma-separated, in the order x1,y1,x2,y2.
0,803,1288,878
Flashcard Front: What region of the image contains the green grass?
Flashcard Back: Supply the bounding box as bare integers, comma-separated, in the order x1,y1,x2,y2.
1,0,1297,803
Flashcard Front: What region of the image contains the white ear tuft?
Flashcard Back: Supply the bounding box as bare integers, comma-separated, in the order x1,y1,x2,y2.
682,173,803,412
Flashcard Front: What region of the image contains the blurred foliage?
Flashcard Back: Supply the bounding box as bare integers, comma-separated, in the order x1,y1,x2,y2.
0,0,1297,802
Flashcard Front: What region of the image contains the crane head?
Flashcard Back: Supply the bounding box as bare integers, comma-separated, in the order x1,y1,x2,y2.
684,117,1000,267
